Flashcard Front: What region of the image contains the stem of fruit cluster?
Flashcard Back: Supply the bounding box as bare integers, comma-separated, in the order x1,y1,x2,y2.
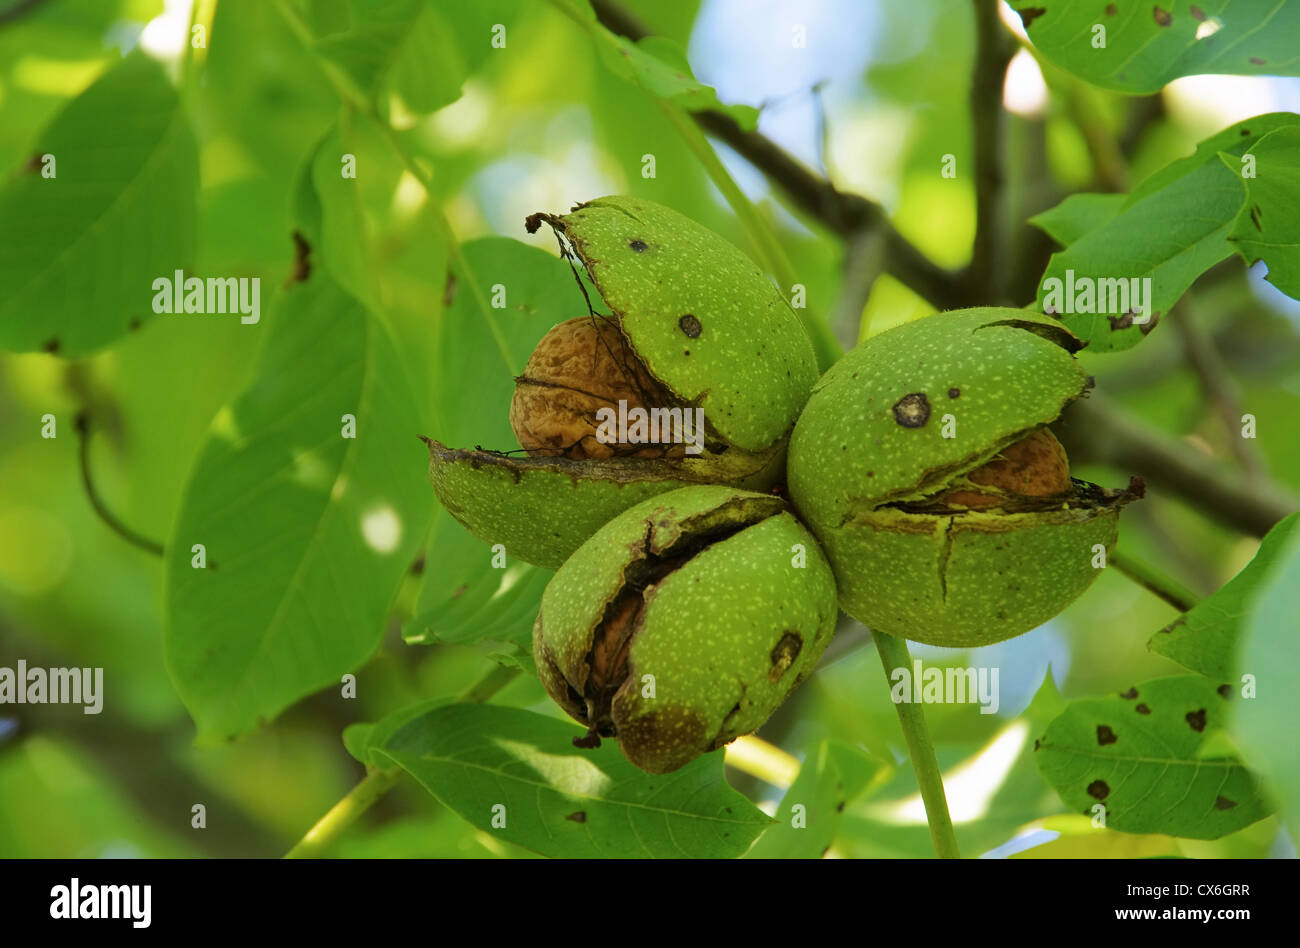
1109,549,1201,613
283,663,520,858
873,632,961,859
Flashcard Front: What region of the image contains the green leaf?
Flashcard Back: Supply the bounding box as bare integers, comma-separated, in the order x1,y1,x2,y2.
1029,193,1125,246
556,0,759,131
372,703,772,857
1035,676,1271,839
344,696,452,766
1034,114,1299,352
311,0,426,105
1150,512,1300,680
0,50,197,355
1232,528,1300,844
1224,125,1300,301
1014,2,1300,95
163,274,432,741
402,508,550,660
744,740,890,859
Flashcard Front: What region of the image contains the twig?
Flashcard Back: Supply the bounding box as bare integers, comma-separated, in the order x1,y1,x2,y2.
967,0,1015,303
589,0,968,312
284,769,399,859
1109,548,1201,612
1056,392,1298,538
75,412,164,556
874,632,960,859
1172,298,1267,480
283,663,520,858
829,227,885,350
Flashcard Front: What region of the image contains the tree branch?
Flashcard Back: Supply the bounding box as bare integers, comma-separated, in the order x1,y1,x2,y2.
967,0,1016,303
1057,392,1298,538
589,0,968,311
1172,298,1267,481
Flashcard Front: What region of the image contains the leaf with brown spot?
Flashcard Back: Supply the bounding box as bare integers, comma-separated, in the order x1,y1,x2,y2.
1036,676,1271,839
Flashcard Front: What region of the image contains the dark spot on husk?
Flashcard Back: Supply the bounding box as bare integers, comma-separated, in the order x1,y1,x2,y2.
566,810,587,823
1097,725,1118,745
1135,703,1151,715
947,387,960,398
1016,6,1046,28
1153,6,1172,26
679,314,702,338
1217,684,1232,699
892,392,931,428
628,239,648,253
768,631,803,682
1186,708,1207,732
1120,687,1139,699
1214,796,1237,810
1087,780,1110,800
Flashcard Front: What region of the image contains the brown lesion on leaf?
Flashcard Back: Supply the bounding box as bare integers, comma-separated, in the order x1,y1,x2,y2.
1087,779,1110,800
1135,703,1152,714
1186,708,1207,731
1214,796,1237,810
1153,6,1173,27
565,810,588,823
442,271,457,307
1097,725,1118,745
42,338,60,354
1217,684,1233,699
1120,687,1139,699
1249,203,1263,231
285,229,312,288
1250,57,1266,65
1190,5,1207,21
1105,3,1118,15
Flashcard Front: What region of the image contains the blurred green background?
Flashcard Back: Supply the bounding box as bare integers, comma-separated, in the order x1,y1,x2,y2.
1,0,1298,858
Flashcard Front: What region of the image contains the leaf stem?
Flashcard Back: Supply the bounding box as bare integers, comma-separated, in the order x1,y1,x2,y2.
283,768,398,859
75,412,164,557
1110,548,1201,612
283,663,520,858
873,631,961,859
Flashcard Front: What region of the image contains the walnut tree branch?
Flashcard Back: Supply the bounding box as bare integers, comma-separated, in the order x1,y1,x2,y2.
590,0,968,311
966,0,1016,303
